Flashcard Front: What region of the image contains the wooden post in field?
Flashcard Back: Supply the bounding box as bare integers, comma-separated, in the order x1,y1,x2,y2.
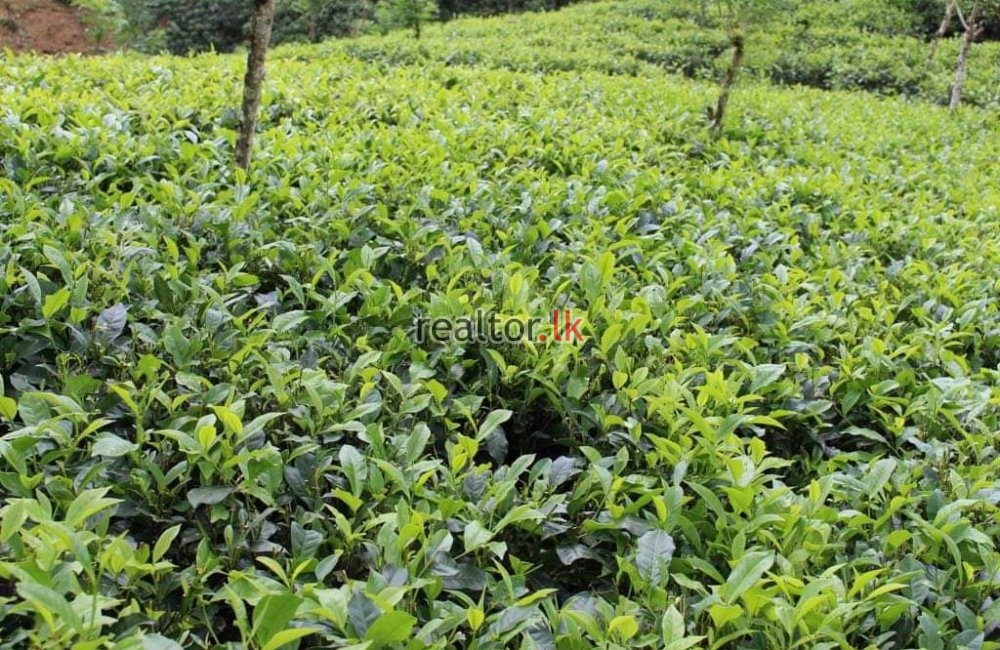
236,0,277,169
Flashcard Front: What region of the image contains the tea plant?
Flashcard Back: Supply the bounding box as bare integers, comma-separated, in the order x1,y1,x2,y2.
2,1,1000,648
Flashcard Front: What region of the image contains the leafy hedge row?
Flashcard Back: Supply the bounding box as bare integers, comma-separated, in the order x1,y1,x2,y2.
87,0,1000,56
310,0,1000,109
116,0,581,54
2,0,1000,649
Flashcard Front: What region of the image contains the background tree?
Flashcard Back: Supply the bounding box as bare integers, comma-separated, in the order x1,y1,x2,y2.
294,0,325,42
72,0,127,46
236,0,277,169
73,0,163,49
375,0,438,38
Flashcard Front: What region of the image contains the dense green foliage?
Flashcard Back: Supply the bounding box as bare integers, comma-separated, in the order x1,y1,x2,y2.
3,0,1000,649
142,0,257,53
141,0,367,52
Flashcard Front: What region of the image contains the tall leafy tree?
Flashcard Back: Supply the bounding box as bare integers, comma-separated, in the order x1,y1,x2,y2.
236,0,277,169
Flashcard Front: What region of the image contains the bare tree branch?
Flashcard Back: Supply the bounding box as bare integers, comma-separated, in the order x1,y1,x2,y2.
928,0,956,63
710,31,744,135
950,0,983,111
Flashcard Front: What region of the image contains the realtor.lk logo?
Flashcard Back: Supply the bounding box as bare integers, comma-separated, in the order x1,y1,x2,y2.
415,308,584,344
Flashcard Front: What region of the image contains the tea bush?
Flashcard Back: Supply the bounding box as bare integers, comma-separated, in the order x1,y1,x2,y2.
2,1,1000,649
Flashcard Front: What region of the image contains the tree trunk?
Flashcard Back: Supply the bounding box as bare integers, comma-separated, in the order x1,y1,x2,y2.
711,32,744,136
927,0,955,63
235,0,276,170
308,20,318,43
950,1,983,111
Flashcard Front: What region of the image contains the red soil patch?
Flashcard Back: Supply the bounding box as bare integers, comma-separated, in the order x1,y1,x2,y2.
0,0,102,54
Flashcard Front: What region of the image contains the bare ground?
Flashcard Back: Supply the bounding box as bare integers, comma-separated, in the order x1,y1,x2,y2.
0,0,102,54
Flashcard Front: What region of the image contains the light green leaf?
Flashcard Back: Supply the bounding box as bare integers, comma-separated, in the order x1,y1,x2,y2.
273,310,309,333
42,287,71,319
709,603,743,628
252,594,302,647
366,610,416,647
477,408,512,441
17,582,80,632
261,627,321,650
143,634,184,650
867,458,896,494
153,524,182,562
187,486,233,508
211,405,244,435
92,433,139,458
463,520,493,552
0,396,16,420
608,615,639,641
65,488,120,528
636,530,675,585
721,551,774,604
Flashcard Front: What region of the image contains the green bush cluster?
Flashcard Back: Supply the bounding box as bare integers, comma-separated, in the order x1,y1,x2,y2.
2,0,1000,649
